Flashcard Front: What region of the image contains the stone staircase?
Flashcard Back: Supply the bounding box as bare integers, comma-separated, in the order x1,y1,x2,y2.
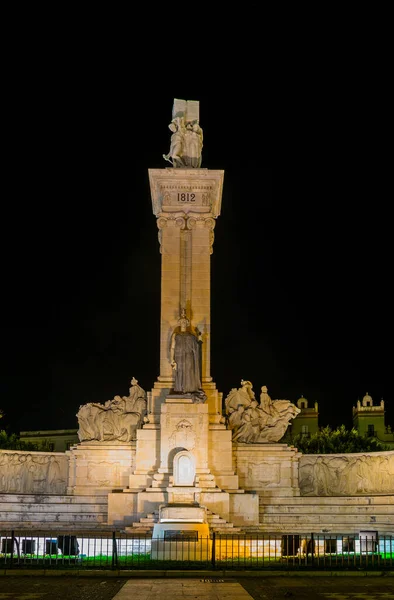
128,512,158,533
0,494,110,531
205,510,241,533
258,494,394,534
126,508,242,535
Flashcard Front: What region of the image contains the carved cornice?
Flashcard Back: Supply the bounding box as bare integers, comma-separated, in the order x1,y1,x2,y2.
149,168,224,219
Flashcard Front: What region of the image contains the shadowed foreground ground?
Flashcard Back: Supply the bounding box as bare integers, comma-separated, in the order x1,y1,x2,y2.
0,574,393,599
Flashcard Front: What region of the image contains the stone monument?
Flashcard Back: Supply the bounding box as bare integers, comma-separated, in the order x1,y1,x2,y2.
1,99,393,543
72,99,300,529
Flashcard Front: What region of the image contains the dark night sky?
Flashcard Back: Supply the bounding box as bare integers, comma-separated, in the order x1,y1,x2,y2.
2,61,393,435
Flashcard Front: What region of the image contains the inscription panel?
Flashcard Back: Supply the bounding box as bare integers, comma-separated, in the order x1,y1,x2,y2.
149,169,224,218
161,187,212,210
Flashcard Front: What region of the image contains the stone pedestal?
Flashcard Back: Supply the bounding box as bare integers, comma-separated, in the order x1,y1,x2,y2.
67,442,136,496
233,443,301,497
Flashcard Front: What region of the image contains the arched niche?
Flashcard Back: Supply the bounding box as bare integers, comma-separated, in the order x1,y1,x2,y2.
173,450,196,486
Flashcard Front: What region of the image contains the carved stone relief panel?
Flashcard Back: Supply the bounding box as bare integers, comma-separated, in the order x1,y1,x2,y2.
299,452,394,496
87,461,120,487
168,420,196,450
248,462,281,486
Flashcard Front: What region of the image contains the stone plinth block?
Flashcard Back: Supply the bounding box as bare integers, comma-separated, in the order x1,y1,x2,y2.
133,428,160,473
215,475,239,490
108,491,139,526
137,491,167,515
209,429,235,476
160,505,206,523
67,442,136,496
230,491,259,526
233,443,301,497
200,491,230,522
167,486,202,504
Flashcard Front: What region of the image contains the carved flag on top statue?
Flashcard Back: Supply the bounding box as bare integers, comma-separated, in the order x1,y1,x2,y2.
172,99,200,123
164,99,203,168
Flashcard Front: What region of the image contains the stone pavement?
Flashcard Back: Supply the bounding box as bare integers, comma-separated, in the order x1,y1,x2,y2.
111,576,394,600
113,578,252,599
0,574,393,599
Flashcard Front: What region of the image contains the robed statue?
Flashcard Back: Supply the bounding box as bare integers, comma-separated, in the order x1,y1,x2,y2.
170,309,206,403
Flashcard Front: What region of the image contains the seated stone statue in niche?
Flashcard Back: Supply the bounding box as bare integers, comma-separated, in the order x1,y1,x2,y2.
225,382,300,443
76,377,147,442
170,309,206,403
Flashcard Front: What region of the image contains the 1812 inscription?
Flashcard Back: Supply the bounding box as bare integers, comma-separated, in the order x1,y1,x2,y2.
161,189,211,208
178,193,195,202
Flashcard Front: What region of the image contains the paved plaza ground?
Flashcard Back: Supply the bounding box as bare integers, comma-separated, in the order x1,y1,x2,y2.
0,574,393,599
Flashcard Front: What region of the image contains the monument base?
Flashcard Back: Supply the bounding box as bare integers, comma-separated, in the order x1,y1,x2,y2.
67,442,136,496
234,443,301,497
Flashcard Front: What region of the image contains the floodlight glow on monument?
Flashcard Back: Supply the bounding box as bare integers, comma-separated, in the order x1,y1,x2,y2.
72,98,304,541
2,98,391,553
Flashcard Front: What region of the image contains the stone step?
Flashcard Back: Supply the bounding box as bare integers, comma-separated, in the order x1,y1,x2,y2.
214,528,243,534
0,511,107,522
207,517,227,524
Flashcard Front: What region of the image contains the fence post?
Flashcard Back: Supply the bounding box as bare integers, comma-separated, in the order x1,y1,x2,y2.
10,530,15,569
311,532,314,567
112,532,118,570
211,532,216,569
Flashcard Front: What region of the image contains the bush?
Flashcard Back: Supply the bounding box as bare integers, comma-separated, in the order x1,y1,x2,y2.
291,425,389,454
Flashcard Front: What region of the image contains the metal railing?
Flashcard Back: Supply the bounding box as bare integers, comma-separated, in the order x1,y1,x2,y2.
0,530,392,571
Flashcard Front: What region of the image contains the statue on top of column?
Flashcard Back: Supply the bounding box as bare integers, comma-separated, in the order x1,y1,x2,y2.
163,99,203,168
170,308,206,403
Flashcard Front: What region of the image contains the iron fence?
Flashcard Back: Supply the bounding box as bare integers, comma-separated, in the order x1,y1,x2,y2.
0,530,393,571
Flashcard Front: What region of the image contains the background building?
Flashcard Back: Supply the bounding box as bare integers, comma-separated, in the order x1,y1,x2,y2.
19,429,79,452
352,392,394,450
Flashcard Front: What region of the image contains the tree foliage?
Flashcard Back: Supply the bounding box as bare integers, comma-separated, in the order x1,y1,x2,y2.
290,425,389,454
0,430,44,451
0,409,50,450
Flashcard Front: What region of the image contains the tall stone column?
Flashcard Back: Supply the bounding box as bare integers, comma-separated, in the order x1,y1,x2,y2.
148,168,224,421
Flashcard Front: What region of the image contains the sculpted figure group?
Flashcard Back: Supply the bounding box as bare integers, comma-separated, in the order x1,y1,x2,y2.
76,377,147,443
225,381,300,443
163,116,203,168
